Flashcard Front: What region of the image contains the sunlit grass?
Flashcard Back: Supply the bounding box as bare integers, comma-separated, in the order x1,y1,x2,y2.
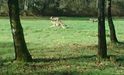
0,17,124,75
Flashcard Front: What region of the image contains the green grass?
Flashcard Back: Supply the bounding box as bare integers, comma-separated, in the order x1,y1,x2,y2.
0,17,124,75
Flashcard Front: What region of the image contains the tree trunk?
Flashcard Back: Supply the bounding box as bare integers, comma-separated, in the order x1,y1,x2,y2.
98,0,107,58
23,0,28,16
24,0,28,11
0,0,3,15
8,0,32,62
107,0,118,43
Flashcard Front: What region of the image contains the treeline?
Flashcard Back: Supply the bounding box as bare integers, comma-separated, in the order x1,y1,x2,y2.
0,0,124,16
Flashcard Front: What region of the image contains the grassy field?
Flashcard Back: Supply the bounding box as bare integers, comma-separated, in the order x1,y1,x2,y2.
0,17,124,75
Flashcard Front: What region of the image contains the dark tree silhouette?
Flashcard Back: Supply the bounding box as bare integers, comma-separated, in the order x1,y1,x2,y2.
107,0,118,43
8,0,32,62
98,0,107,58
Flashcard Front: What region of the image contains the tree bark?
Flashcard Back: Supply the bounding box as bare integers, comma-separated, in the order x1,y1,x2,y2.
24,0,28,11
98,0,107,58
23,0,28,16
107,0,118,43
8,0,32,62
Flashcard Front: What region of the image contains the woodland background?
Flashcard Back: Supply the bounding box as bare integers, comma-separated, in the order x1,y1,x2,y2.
0,0,124,16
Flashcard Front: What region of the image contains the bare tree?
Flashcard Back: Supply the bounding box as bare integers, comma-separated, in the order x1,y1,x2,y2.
98,0,107,58
107,0,118,43
8,0,32,62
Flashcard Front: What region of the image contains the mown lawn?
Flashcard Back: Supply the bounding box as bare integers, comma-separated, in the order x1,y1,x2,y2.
0,17,124,75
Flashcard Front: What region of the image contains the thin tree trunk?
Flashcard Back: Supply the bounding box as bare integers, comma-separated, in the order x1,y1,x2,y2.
23,0,28,16
8,0,32,62
0,0,3,15
98,0,107,58
24,0,28,11
107,0,118,43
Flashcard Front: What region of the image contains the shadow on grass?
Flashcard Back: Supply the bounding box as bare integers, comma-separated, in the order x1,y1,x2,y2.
33,54,124,63
107,54,124,65
1,41,124,63
116,55,124,62
107,41,124,50
118,41,124,45
16,71,85,75
33,55,96,62
0,42,14,49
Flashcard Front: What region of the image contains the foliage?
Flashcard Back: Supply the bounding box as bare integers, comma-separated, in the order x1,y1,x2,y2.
0,0,124,16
